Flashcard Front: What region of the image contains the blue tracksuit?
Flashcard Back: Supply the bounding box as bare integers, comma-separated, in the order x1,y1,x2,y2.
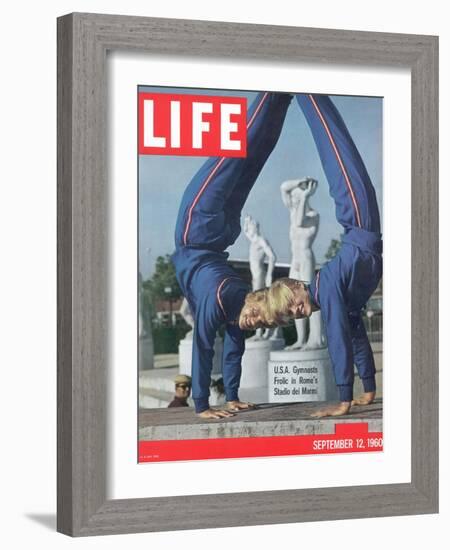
296,94,382,402
172,92,293,413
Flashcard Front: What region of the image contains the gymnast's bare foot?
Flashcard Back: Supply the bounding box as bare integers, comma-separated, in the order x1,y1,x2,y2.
310,402,351,418
197,408,235,419
351,391,376,406
225,400,256,412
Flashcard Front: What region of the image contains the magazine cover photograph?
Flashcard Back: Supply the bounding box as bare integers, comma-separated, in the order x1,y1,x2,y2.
137,87,383,463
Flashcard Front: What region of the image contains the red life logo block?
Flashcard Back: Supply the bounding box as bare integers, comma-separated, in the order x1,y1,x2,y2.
138,93,247,157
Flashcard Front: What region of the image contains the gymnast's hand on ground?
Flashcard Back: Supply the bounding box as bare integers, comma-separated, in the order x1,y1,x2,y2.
310,401,351,418
197,408,235,419
225,400,256,412
351,391,376,406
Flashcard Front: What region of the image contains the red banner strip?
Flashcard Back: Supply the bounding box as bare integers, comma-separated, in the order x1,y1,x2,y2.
139,422,383,463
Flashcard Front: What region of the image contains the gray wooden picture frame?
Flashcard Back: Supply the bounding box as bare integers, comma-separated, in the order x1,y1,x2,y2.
57,12,439,537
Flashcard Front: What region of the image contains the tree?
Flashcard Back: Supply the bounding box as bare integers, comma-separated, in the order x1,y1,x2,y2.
140,277,154,337
140,255,183,331
325,235,343,261
147,255,182,301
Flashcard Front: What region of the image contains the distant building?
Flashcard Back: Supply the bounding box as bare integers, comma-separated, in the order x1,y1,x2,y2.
154,298,183,326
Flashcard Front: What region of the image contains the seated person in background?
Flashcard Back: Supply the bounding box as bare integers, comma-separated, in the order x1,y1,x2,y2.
168,374,192,408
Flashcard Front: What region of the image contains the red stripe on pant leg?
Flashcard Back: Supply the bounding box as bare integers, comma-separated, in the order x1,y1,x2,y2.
182,157,225,245
183,93,269,245
216,277,231,318
308,94,362,228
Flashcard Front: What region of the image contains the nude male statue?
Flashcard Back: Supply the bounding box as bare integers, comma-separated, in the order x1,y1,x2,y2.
281,178,326,350
244,215,276,290
243,215,280,341
179,297,195,339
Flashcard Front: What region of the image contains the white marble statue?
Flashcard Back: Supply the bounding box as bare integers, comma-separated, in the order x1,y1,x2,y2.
281,178,326,350
179,297,195,339
139,285,144,338
138,271,147,338
244,215,276,289
138,271,154,369
243,215,282,341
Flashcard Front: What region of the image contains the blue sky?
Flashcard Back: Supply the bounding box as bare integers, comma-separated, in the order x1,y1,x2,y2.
138,87,382,278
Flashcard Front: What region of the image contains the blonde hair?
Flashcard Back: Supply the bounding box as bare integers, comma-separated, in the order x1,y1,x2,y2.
239,288,274,328
245,287,268,303
267,278,302,324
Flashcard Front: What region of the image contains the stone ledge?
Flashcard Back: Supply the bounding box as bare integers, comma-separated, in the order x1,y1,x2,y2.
139,399,382,441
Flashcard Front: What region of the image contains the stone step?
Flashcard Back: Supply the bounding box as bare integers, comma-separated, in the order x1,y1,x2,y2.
139,369,179,393
139,386,226,410
139,387,174,409
139,366,224,398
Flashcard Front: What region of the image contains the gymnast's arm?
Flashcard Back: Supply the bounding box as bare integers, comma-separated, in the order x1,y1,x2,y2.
310,270,354,418
192,300,235,419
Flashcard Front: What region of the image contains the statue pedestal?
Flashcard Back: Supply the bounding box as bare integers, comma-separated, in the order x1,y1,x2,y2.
238,338,285,403
241,340,271,389
178,336,223,377
139,336,154,370
267,337,285,351
268,347,339,403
